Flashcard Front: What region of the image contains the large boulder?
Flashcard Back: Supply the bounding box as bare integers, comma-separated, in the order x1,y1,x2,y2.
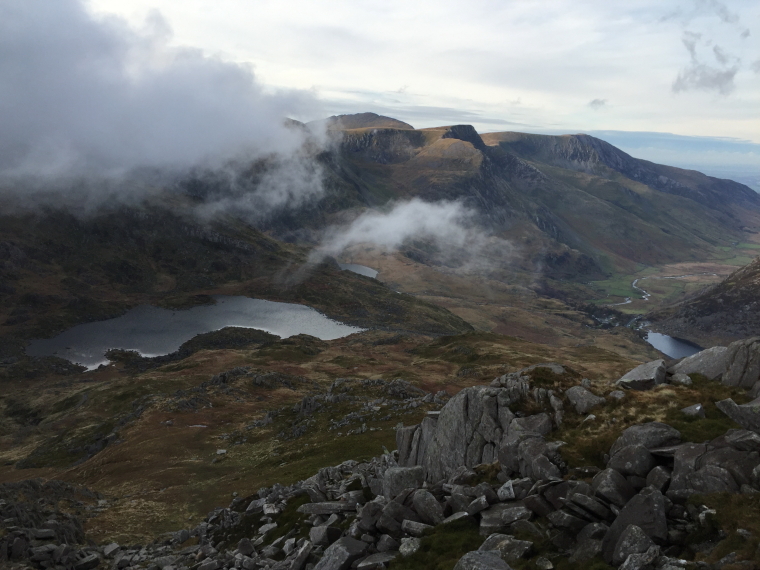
592,469,636,508
382,467,424,499
617,360,666,391
667,346,728,380
723,337,760,388
612,525,655,567
609,423,681,456
478,534,533,562
314,537,368,570
607,445,657,478
716,397,760,433
412,490,444,526
565,386,606,414
600,488,668,563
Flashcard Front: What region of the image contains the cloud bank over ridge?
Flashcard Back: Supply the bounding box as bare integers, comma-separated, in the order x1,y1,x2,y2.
0,0,320,189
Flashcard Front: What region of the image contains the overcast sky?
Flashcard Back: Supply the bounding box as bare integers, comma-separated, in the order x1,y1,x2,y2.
9,0,760,184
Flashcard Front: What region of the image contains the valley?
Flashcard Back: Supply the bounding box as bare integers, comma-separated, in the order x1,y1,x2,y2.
1,113,760,569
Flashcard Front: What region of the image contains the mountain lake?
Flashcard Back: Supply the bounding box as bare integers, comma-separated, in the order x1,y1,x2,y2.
645,331,702,359
26,295,365,369
339,263,378,278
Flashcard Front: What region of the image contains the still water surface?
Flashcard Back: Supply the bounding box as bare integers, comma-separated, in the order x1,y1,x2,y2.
339,263,378,278
645,332,702,359
26,296,365,369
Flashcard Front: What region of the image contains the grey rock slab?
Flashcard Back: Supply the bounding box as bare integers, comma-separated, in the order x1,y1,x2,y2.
569,539,602,564
546,510,588,534
619,545,660,570
609,422,682,456
608,444,657,478
237,538,255,557
443,511,472,525
500,506,532,526
523,494,554,517
479,533,533,562
510,414,553,437
578,522,609,542
103,543,120,558
412,490,444,525
467,496,490,515
568,493,611,520
687,465,739,493
314,537,368,570
670,373,692,386
592,468,636,508
681,403,705,418
723,337,760,388
398,538,420,557
376,534,400,552
601,488,668,563
74,554,100,570
310,526,343,548
668,346,728,380
356,552,397,570
453,550,513,570
496,481,515,501
382,466,424,499
298,502,356,515
291,541,313,570
401,519,432,537
565,386,606,414
617,360,666,391
612,524,655,566
712,428,760,451
716,397,760,433
645,466,672,494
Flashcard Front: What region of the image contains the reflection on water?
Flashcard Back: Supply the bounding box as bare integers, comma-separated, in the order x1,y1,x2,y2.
26,296,365,369
339,263,378,279
645,332,702,359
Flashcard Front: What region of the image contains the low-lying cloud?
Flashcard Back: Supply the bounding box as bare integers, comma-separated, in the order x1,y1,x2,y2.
0,0,323,212
310,199,515,274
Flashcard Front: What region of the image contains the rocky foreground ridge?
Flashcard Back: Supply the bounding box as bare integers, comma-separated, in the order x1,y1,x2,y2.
6,340,760,569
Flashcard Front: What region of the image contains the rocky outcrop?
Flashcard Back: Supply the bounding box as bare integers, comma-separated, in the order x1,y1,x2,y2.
667,345,728,380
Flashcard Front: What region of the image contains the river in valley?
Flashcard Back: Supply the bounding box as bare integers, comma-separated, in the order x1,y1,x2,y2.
26,296,365,369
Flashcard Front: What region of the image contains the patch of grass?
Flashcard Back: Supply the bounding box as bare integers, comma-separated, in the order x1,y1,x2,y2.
687,493,760,563
388,518,484,570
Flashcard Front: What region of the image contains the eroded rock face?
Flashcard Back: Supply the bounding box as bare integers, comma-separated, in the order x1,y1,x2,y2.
421,387,511,482
723,337,760,388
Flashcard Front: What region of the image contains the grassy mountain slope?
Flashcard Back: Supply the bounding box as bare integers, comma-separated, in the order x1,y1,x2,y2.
262,121,760,289
648,255,760,346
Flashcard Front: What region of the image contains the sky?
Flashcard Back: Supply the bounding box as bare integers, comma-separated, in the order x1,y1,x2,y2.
4,0,759,187
84,0,760,184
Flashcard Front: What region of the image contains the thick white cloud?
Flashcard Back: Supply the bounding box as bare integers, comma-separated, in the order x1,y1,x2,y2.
0,0,321,184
